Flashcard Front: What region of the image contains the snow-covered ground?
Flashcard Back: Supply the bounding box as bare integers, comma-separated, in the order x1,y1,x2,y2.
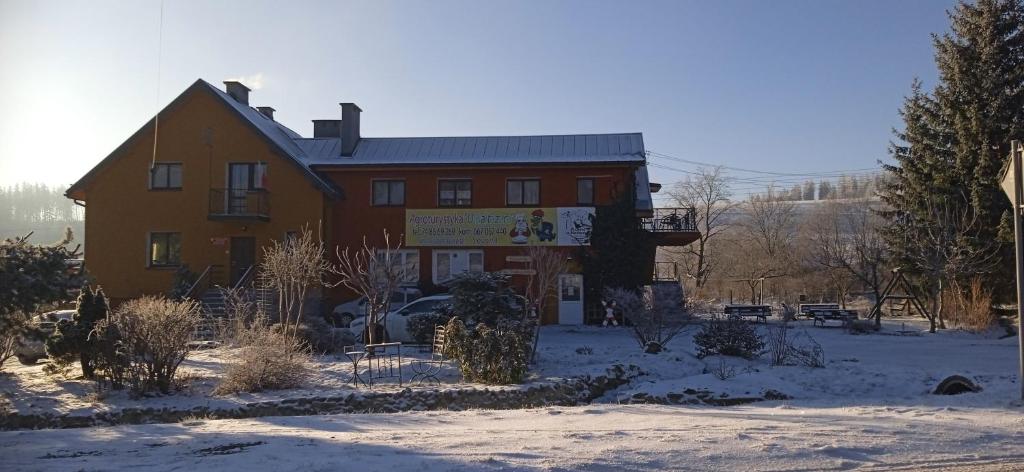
2,318,1022,471
2,403,1022,471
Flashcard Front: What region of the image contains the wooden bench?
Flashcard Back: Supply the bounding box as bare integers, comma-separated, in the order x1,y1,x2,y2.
411,325,448,385
723,304,771,324
798,303,840,319
809,308,858,327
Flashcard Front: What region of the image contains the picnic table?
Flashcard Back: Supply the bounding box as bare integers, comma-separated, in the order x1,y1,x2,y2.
723,304,771,323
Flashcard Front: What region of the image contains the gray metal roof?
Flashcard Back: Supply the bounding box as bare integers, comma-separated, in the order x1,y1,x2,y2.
297,133,645,167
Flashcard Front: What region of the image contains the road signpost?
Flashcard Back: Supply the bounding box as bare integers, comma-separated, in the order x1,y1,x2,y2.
999,140,1024,401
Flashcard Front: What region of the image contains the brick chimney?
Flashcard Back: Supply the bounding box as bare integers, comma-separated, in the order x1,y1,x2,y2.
256,106,275,120
340,103,361,157
223,81,250,105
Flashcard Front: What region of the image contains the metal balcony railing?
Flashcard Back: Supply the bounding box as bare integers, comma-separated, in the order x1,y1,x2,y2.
209,188,270,221
640,207,697,232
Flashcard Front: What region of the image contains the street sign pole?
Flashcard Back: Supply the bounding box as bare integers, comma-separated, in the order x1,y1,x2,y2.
1014,142,1024,401
1005,140,1024,401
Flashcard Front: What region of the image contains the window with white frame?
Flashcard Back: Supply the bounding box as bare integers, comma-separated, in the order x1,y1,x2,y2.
432,249,483,283
376,249,420,285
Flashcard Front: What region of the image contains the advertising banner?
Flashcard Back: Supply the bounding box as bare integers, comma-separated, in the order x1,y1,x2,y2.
405,207,595,247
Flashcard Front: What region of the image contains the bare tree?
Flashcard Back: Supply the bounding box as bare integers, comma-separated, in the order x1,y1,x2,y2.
330,230,408,345
522,246,568,362
260,225,329,339
804,201,887,314
727,190,796,302
664,167,735,291
905,196,998,332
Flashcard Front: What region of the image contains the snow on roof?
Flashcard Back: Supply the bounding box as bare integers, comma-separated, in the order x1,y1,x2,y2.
297,133,646,166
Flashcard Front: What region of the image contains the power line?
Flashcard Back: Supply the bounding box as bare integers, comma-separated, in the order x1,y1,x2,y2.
646,150,880,178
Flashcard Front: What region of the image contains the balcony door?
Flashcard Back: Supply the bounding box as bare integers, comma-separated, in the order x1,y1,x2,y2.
227,163,265,214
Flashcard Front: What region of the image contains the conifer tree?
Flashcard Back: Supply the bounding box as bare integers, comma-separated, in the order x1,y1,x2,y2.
45,285,109,378
882,0,1024,300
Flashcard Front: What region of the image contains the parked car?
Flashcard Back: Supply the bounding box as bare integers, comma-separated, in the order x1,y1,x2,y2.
328,287,422,328
14,309,75,365
349,294,527,344
349,294,452,343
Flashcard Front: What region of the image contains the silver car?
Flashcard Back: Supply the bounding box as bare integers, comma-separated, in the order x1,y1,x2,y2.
14,309,75,365
329,288,422,328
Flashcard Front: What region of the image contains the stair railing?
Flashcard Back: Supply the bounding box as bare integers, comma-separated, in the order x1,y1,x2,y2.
232,264,257,291
183,265,214,300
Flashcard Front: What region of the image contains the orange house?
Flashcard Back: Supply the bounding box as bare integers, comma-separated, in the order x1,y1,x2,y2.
67,79,697,323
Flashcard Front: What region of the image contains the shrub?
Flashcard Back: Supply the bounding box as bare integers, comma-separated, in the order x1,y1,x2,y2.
45,285,109,378
108,297,201,394
289,316,354,354
766,322,825,368
442,317,531,384
408,305,454,345
449,272,519,326
693,318,764,360
959,278,996,333
214,323,311,395
606,285,695,354
847,319,877,334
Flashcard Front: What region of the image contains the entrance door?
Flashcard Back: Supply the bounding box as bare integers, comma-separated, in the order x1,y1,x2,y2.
558,274,584,325
229,237,256,286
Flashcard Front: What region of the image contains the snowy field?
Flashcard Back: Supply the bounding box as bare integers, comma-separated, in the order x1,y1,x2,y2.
2,318,1023,470
1,403,1022,471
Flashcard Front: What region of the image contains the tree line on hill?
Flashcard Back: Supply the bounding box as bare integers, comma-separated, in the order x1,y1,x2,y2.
0,183,84,249
763,174,887,202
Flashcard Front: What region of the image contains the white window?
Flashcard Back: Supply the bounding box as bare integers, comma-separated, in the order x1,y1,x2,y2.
432,249,484,284
376,249,419,285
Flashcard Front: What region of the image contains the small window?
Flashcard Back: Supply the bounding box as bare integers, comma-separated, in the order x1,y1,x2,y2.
506,179,540,206
439,180,472,207
372,180,406,206
149,232,181,267
577,178,595,205
150,163,182,190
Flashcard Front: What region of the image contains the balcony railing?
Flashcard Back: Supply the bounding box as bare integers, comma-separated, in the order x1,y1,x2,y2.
209,188,270,221
640,207,697,232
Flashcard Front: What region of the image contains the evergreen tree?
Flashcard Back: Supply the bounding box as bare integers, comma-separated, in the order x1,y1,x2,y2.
45,285,109,379
882,0,1024,300
818,180,834,200
802,180,816,201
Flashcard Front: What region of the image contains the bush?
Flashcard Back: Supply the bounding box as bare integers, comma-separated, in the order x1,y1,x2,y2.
693,318,764,360
408,305,454,345
442,317,531,384
106,297,201,394
214,324,311,395
847,319,877,334
606,285,695,354
45,285,109,378
449,272,518,326
959,278,996,333
290,316,355,354
766,322,825,368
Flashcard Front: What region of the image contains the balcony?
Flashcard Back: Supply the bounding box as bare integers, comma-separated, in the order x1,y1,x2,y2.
209,188,270,221
640,207,700,246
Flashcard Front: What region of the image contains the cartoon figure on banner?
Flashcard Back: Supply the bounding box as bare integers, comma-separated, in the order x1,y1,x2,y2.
561,208,595,245
601,299,619,327
509,214,531,244
530,209,556,242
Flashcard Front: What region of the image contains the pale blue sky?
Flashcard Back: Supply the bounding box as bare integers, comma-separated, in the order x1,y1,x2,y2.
0,0,954,198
